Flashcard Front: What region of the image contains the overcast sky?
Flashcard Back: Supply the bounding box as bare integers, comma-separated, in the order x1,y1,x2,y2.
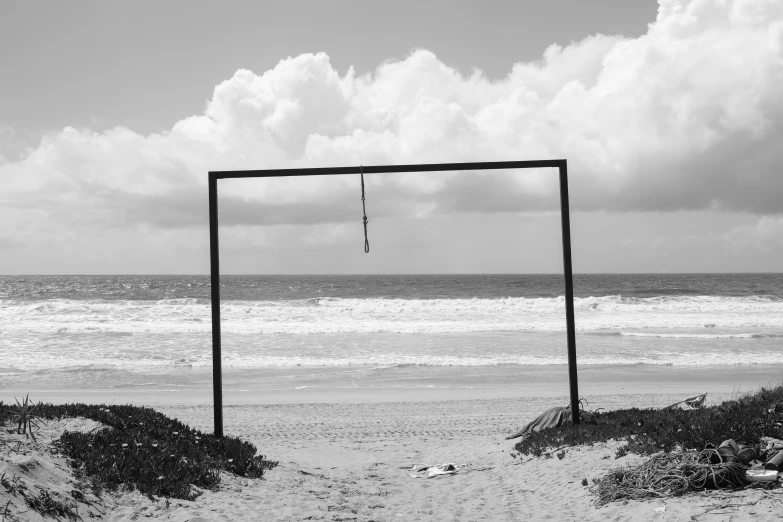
1,0,782,274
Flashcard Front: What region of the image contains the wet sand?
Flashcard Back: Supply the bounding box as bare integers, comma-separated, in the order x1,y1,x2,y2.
7,363,782,406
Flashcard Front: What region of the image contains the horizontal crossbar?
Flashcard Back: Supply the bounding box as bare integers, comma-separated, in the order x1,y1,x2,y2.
210,159,566,180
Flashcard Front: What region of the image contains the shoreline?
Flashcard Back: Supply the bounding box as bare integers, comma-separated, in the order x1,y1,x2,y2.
6,363,782,406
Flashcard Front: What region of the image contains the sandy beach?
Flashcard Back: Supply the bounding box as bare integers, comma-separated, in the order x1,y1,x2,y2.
148,394,782,521
4,365,783,521
4,0,783,515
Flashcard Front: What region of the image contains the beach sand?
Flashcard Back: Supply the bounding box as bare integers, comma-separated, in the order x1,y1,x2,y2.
3,366,783,521
148,395,783,522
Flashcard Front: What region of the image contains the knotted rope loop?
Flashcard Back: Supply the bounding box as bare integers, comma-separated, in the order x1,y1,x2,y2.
360,165,369,253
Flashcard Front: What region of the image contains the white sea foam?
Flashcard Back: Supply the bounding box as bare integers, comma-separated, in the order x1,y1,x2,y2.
2,295,783,335
5,349,783,371
3,294,783,373
616,332,779,339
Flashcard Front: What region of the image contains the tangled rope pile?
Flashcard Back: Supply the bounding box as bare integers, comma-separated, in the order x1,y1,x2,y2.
594,448,749,507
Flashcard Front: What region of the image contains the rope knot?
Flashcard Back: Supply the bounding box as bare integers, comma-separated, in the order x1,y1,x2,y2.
360,165,369,253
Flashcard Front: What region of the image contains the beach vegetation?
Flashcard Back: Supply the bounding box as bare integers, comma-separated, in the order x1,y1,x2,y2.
514,386,783,505
513,385,783,458
1,471,81,521
2,402,278,502
1,394,45,442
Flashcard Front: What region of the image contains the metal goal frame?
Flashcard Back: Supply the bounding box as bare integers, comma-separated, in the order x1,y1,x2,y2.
208,160,579,437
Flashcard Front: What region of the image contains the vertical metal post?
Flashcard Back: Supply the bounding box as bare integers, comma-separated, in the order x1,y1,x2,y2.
208,174,224,438
558,160,580,424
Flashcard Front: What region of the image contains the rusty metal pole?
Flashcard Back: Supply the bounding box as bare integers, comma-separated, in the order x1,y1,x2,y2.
208,173,224,438
558,160,580,425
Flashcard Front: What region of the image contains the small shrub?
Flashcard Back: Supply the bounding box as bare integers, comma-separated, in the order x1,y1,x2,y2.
514,386,783,458
615,445,628,459
3,401,278,501
2,394,45,441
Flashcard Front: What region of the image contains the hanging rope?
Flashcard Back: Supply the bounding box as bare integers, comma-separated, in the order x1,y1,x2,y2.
360,165,369,253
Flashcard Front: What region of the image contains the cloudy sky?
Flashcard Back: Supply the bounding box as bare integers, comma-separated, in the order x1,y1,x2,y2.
1,0,782,274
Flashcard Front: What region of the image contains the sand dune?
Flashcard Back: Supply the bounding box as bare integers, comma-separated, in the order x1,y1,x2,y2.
3,394,782,521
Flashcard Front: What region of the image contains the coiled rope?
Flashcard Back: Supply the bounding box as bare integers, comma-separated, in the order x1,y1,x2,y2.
593,448,750,507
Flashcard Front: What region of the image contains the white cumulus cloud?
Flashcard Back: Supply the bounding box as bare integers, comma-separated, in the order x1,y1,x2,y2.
1,0,782,253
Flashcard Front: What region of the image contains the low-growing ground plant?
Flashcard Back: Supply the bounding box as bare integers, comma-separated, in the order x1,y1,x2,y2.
1,472,80,521
1,400,278,502
514,385,783,457
21,489,80,521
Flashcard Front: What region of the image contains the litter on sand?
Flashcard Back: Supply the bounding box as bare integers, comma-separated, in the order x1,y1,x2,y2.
746,470,779,483
593,448,749,507
405,463,465,478
592,436,783,507
663,393,707,410
505,405,573,440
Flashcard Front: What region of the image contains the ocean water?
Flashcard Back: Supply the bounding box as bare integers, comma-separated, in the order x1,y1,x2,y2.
1,274,782,395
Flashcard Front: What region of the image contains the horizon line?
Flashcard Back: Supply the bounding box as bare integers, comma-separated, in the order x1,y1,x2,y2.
2,272,782,277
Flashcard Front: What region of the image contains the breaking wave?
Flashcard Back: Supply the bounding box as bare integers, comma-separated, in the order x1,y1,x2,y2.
2,295,783,335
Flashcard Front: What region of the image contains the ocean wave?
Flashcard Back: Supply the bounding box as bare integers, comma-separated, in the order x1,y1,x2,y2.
2,295,783,334
585,332,783,339
5,350,783,372
618,332,783,339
